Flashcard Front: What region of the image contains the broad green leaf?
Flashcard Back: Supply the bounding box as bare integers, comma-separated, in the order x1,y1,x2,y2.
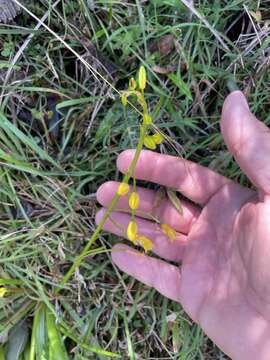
56,97,95,111
45,308,69,360
166,189,183,216
22,343,30,360
0,345,5,360
6,320,29,360
0,301,34,340
30,305,49,360
0,279,23,286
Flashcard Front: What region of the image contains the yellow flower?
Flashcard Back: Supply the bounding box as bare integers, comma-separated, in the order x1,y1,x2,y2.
127,220,138,242
152,132,164,145
138,65,146,91
136,235,153,252
144,135,157,150
129,77,137,90
129,192,140,210
0,288,8,298
161,223,176,241
121,94,127,107
117,182,129,196
143,113,152,125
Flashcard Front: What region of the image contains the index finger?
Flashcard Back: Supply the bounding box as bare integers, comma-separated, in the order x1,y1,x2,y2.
117,150,232,205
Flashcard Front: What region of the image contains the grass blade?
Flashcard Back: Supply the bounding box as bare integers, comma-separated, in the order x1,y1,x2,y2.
0,112,60,168
166,189,184,216
122,310,135,360
59,325,120,358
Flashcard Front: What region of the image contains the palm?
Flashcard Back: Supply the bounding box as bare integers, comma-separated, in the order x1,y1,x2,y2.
96,92,270,359
181,183,270,358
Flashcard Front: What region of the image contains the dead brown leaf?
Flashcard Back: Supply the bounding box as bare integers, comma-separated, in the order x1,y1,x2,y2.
152,64,177,74
149,34,175,57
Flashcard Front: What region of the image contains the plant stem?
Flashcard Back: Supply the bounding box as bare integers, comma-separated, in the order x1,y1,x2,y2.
56,124,147,293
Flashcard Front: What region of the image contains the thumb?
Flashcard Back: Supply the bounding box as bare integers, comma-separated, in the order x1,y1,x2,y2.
221,91,270,194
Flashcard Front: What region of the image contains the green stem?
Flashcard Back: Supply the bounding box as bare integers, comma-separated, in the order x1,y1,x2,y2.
56,124,147,293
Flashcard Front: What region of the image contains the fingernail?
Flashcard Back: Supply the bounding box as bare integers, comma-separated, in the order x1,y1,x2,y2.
233,91,250,111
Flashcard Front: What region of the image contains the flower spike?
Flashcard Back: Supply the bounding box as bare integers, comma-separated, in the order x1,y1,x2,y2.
138,65,146,91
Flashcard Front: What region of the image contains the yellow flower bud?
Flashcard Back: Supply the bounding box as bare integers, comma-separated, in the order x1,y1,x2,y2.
121,94,127,107
138,65,146,91
129,77,137,90
0,288,8,298
143,113,152,125
129,192,140,210
161,223,176,241
152,132,164,145
136,235,153,252
144,135,156,150
127,220,138,242
117,182,129,196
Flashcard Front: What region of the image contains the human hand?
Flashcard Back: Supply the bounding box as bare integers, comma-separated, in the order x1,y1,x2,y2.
96,91,270,360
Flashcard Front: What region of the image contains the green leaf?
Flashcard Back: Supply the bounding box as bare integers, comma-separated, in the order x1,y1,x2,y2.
0,301,35,341
56,97,95,111
45,308,69,360
6,320,29,360
0,279,23,286
166,189,183,216
0,345,5,360
22,344,30,360
167,73,193,100
172,320,181,353
30,305,49,360
59,324,120,358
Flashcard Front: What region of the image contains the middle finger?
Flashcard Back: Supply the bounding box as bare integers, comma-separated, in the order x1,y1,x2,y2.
96,208,188,262
97,181,200,234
